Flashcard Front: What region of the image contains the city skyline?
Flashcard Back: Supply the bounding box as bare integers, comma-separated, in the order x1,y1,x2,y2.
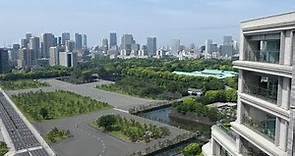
1,0,295,47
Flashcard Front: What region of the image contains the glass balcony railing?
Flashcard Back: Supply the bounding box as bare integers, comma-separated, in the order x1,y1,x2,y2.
242,115,275,142
243,82,277,104
216,124,236,141
246,50,280,64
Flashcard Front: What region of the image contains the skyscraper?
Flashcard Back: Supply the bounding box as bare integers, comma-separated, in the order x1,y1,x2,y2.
41,33,55,58
121,34,135,55
66,40,75,52
29,36,40,63
147,37,157,57
170,39,180,56
82,34,87,49
102,38,109,52
221,36,233,58
0,48,9,74
25,33,32,40
205,39,213,59
62,33,70,45
110,33,117,48
10,44,20,66
18,48,32,70
75,33,82,50
49,47,59,66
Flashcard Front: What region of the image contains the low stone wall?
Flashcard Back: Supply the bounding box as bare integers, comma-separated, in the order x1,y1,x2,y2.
129,132,196,156
169,109,214,126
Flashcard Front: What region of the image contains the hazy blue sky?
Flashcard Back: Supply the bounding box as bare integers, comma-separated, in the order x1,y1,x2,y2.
1,0,295,47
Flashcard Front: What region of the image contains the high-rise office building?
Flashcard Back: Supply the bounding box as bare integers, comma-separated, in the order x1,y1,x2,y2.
121,34,135,55
62,33,70,45
10,44,20,66
203,12,295,156
170,39,180,56
75,33,82,50
82,34,87,49
25,33,32,40
21,38,29,48
59,51,77,67
29,36,40,64
102,38,109,52
221,36,234,58
18,48,32,70
0,48,9,74
66,40,75,52
131,43,140,56
49,47,59,66
205,39,213,59
147,37,157,57
110,33,117,48
41,33,55,58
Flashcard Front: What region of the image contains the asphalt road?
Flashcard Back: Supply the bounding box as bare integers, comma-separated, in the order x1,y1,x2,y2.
34,109,187,156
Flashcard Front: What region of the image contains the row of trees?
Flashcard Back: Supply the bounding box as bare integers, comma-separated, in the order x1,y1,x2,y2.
0,80,49,90
174,98,220,122
200,89,237,104
12,90,111,121
46,127,72,143
100,76,186,100
0,66,71,81
97,115,170,143
124,67,225,91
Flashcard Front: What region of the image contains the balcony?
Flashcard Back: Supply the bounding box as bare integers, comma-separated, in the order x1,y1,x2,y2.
210,124,238,156
245,50,280,64
216,124,237,142
243,82,277,104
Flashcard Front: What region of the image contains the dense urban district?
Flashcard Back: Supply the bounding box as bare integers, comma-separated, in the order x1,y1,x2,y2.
1,10,294,156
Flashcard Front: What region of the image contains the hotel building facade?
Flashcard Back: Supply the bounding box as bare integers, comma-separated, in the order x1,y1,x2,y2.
203,12,295,156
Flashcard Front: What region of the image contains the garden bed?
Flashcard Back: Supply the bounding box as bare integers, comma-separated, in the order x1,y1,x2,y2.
11,90,112,121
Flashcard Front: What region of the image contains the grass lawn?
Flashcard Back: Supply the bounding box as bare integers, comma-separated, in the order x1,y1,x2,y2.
12,90,112,121
0,80,49,90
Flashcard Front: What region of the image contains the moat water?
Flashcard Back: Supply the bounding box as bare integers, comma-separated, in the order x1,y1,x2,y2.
137,107,211,155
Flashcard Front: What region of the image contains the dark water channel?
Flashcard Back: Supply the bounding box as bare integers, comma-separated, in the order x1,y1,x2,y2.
137,107,211,155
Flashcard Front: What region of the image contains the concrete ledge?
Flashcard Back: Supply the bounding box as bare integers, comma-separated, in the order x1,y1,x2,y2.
231,122,287,156
239,93,290,121
211,125,239,156
233,61,292,78
202,141,212,156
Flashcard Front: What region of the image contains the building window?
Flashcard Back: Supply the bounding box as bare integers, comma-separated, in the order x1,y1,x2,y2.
243,71,278,104
242,103,276,142
245,34,280,64
240,137,269,156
